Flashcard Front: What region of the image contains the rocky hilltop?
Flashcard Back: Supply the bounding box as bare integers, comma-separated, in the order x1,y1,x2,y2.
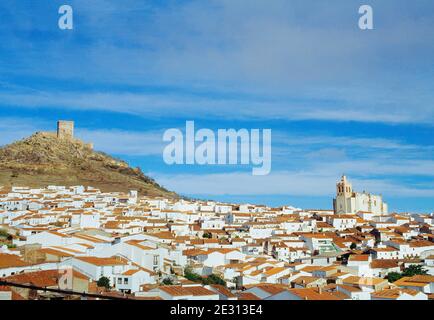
0,131,177,198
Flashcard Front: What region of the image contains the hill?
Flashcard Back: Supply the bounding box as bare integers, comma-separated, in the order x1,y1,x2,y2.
0,131,177,198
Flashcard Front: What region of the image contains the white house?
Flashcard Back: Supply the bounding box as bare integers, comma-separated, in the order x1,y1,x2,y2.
71,212,100,229
113,269,156,293
336,284,370,300
347,254,372,277
61,256,129,285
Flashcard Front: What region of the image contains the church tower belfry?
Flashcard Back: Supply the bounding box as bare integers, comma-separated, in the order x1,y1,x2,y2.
334,175,353,214
336,175,352,197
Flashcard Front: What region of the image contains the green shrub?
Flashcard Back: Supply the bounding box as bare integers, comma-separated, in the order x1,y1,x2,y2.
402,265,428,277
97,276,111,289
184,267,202,282
203,274,226,286
0,229,9,238
184,267,227,287
387,272,402,283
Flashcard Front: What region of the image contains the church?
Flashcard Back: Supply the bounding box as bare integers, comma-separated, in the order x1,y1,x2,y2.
333,175,388,215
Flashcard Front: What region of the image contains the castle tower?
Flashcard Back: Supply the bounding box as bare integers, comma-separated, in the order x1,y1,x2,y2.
57,120,74,140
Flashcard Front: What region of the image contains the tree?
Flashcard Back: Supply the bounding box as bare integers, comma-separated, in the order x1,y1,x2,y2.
97,276,111,289
350,243,357,250
386,265,427,283
183,267,228,287
402,265,428,277
387,272,402,283
162,278,174,285
203,274,226,286
203,232,212,239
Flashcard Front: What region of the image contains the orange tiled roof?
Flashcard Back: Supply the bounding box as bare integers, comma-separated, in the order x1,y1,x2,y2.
288,288,342,300
370,259,399,269
183,249,207,256
238,292,261,300
372,288,421,299
209,284,237,298
263,267,286,277
0,254,29,269
5,270,61,287
247,284,286,295
349,254,370,261
75,256,128,266
159,285,217,297
394,275,434,286
39,248,74,258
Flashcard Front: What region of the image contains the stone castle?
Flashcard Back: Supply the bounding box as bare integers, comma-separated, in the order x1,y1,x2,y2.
54,120,93,149
57,120,74,140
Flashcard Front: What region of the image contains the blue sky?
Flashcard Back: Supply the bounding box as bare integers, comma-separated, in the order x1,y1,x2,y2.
0,0,433,212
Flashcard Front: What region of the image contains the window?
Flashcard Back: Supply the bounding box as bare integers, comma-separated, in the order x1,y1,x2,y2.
117,278,122,285
153,255,159,266
124,278,128,285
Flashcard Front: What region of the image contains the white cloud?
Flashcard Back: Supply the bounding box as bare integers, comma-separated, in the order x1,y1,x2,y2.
1,90,432,124
0,117,50,146
1,1,434,124
154,170,434,198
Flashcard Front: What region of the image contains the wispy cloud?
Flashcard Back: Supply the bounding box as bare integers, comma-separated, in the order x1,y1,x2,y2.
1,90,433,124
0,117,50,146
1,1,433,124
154,170,434,198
